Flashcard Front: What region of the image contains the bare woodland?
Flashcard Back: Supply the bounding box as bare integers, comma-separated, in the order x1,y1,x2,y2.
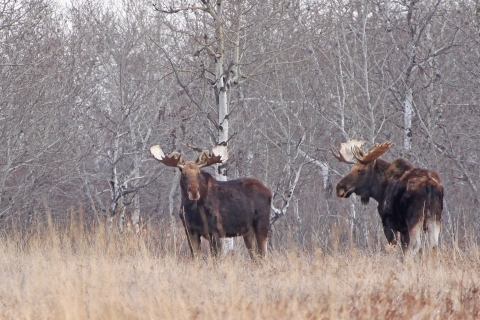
1,0,480,254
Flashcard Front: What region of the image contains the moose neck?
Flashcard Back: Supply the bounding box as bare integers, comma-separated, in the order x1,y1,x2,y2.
368,158,391,203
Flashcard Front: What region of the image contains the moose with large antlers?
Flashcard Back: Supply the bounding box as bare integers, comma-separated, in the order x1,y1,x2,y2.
331,140,443,255
150,145,271,260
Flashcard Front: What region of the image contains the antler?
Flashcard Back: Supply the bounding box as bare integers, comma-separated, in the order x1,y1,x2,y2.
196,145,228,168
331,139,366,164
352,141,394,165
150,145,185,169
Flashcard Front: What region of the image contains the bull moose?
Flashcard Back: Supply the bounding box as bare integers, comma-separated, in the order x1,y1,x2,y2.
150,145,271,260
331,140,443,255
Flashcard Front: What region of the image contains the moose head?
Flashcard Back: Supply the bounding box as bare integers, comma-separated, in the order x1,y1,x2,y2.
150,145,228,201
331,140,394,204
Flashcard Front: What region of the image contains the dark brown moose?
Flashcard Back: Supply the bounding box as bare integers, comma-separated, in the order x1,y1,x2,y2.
150,145,271,260
331,140,443,255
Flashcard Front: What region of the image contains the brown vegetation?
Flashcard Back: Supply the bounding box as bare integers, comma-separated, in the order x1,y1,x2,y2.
0,215,479,319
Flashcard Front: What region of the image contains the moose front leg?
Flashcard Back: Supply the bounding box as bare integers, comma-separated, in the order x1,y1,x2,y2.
382,218,398,246
180,213,201,259
188,232,201,258
209,233,222,257
183,225,201,258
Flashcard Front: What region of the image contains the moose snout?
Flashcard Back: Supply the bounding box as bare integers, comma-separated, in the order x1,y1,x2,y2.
336,183,352,198
337,186,346,198
187,187,201,200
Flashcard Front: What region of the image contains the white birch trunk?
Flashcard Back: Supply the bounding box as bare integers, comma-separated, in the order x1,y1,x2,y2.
168,170,180,220
270,161,305,226
168,169,180,249
109,60,127,232
108,134,121,232
360,2,375,144
81,164,105,224
297,149,328,189
131,163,141,232
213,0,233,254
404,87,413,151
403,1,418,152
350,200,356,237
334,31,348,140
118,203,125,233
292,197,302,242
128,119,151,231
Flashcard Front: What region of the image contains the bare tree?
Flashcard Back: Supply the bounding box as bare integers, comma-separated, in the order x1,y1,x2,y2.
66,0,174,232
0,0,86,225
153,0,316,250
1,0,480,253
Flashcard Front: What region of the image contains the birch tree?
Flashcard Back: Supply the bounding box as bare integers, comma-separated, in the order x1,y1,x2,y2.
153,0,312,251
154,0,235,251
381,0,461,152
320,0,398,243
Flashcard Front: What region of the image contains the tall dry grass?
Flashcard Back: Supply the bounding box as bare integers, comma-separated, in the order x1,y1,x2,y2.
0,217,479,320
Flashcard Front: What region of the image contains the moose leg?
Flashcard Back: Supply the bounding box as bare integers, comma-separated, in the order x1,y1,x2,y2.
187,232,201,258
253,213,269,259
243,228,258,261
383,227,397,246
425,218,441,252
180,211,201,258
210,233,222,257
254,228,268,259
407,215,424,256
400,231,410,254
382,219,397,246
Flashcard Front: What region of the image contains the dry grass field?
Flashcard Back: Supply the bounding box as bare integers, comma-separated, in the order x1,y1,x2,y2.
0,220,479,320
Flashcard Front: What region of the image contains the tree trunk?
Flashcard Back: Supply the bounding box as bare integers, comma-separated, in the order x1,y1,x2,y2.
404,87,413,151
168,169,180,250
108,133,121,232
212,0,234,254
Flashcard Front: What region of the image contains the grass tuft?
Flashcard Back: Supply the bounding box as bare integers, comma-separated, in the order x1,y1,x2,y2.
0,222,479,319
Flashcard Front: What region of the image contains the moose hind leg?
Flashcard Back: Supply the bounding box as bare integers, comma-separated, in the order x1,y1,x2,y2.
400,231,410,254
254,227,268,259
253,211,269,259
242,228,258,261
426,218,441,251
407,221,423,256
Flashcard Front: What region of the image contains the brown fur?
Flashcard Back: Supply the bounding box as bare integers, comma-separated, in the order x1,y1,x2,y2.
336,158,443,255
178,162,272,260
